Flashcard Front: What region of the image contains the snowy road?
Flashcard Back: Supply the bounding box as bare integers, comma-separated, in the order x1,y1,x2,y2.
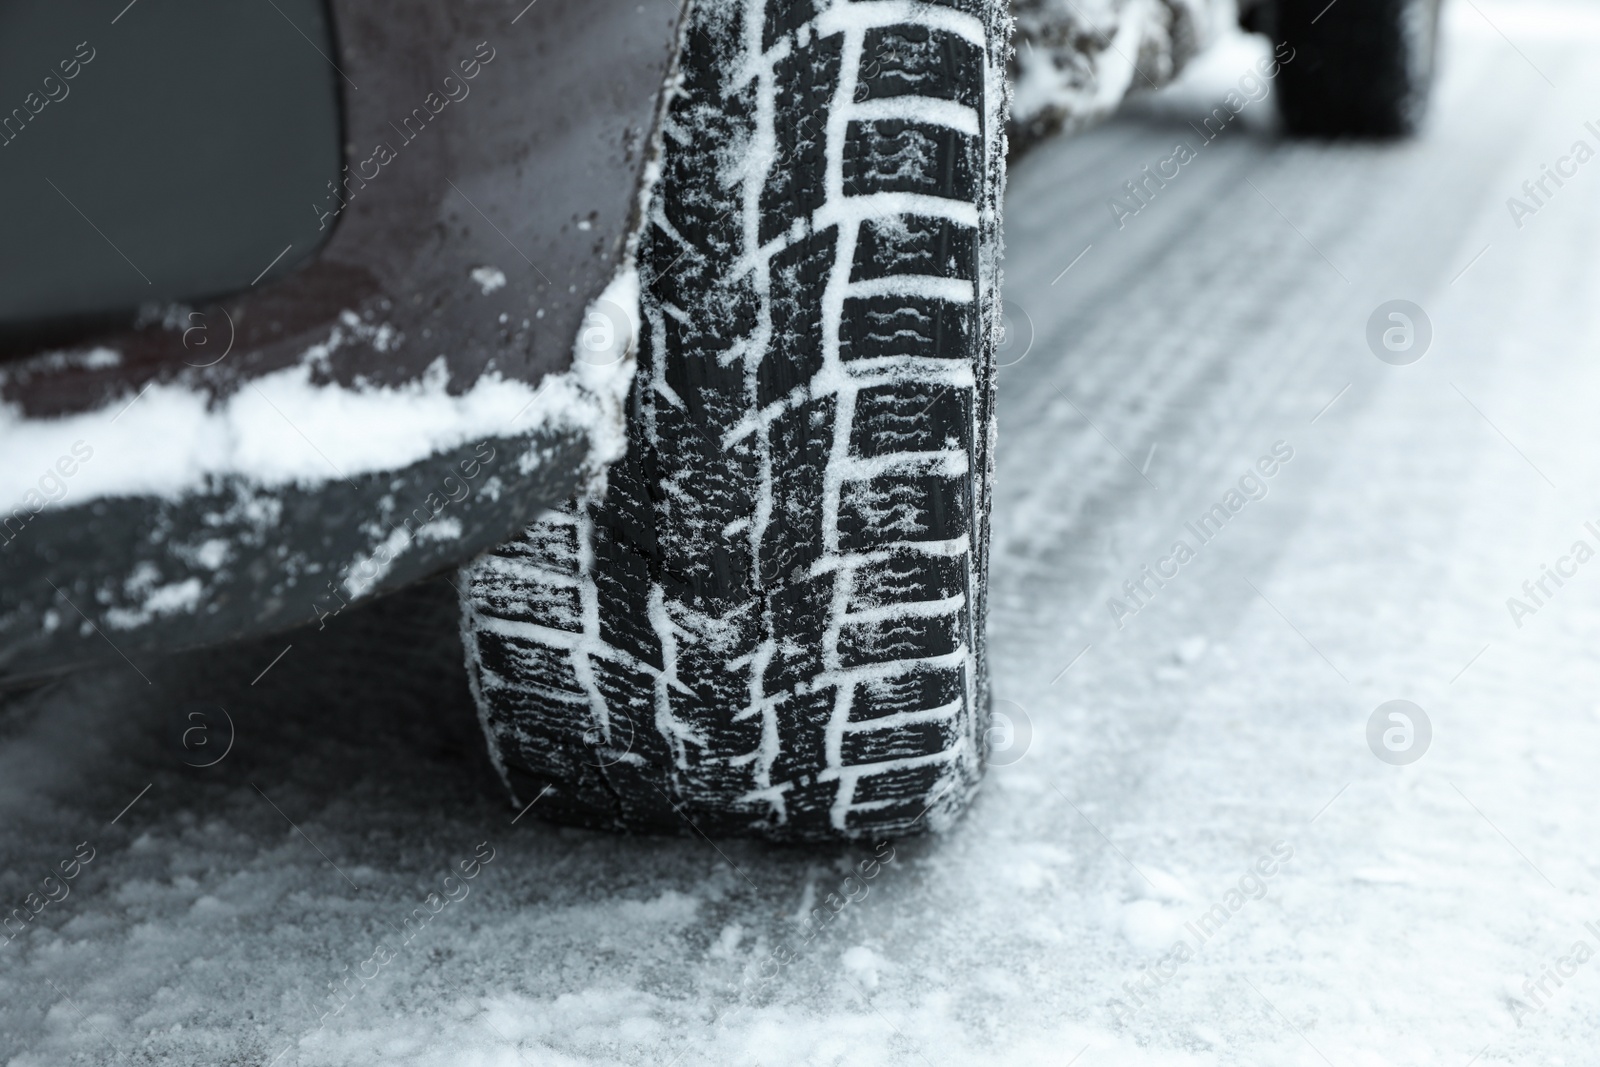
7,3,1600,1064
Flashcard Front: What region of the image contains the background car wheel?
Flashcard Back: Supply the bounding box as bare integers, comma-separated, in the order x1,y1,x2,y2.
1270,0,1442,137
459,0,1008,841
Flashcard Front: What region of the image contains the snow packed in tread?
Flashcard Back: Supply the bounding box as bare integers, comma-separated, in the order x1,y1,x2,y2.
461,0,1007,841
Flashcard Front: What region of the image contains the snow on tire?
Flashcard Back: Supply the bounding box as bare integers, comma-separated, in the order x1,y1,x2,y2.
460,0,1008,842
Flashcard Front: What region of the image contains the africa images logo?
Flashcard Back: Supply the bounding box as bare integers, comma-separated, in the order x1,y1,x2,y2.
1503,520,1600,629
1106,441,1294,629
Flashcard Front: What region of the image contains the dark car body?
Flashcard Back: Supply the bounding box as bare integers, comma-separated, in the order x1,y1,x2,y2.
0,0,681,684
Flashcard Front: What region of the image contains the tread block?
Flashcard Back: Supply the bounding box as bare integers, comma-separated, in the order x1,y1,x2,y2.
676,767,769,822
681,273,763,360
842,796,938,837
856,24,985,110
467,569,577,628
842,714,960,764
759,226,838,407
492,514,578,574
473,632,586,705
842,120,977,201
839,607,962,667
598,426,660,561
671,602,761,707
678,0,749,99
764,569,835,693
592,530,662,670
650,181,743,300
850,214,977,281
839,294,973,362
674,693,767,784
760,33,843,245
658,539,754,609
652,70,752,302
851,760,945,805
778,779,841,837
652,399,759,482
644,223,713,320
848,552,966,612
653,13,752,297
589,657,676,766
769,685,836,787
850,665,966,722
665,308,758,422
760,395,835,586
652,412,759,606
498,580,581,632
763,0,817,52
838,473,968,549
850,381,971,457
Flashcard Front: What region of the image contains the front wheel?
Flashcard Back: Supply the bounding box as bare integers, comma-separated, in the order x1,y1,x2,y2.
460,0,1008,843
1268,0,1443,137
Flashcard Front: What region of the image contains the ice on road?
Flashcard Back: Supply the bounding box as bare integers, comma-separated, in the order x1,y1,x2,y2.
6,3,1600,1064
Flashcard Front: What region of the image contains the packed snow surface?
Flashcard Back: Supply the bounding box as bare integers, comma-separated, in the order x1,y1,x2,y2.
4,3,1600,1064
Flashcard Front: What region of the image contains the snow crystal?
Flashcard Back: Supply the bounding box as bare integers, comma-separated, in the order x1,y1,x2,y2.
416,517,463,543
470,266,507,294
103,577,203,629
193,540,230,570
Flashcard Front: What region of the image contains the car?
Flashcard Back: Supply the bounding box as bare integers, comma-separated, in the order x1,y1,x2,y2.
0,0,1441,840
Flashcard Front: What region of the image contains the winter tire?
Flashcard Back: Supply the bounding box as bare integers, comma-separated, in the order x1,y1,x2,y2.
460,0,1008,842
1270,0,1442,138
